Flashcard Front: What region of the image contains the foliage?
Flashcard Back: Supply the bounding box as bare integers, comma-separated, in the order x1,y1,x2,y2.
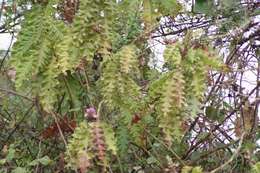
65,121,116,172
10,2,65,111
0,0,259,172
157,41,222,142
182,166,203,173
252,162,260,173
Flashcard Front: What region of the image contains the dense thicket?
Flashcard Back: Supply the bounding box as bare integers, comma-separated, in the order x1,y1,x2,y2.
0,0,259,172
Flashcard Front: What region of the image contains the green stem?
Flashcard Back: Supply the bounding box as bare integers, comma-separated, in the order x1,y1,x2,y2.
145,129,186,166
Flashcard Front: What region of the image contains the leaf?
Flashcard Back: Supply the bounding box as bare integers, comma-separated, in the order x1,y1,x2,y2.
181,166,192,173
187,97,201,117
38,156,52,166
155,0,182,16
181,166,203,173
102,123,117,155
28,160,38,166
11,167,27,173
197,132,209,141
147,157,157,164
190,151,202,161
256,129,260,141
192,166,203,173
0,159,6,165
6,144,15,161
29,156,52,166
143,0,153,30
194,0,214,15
205,106,225,122
117,125,130,155
223,101,232,109
222,0,237,7
251,162,260,173
243,141,256,153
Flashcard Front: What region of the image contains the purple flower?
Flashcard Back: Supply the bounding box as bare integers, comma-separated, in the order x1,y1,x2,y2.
85,107,98,121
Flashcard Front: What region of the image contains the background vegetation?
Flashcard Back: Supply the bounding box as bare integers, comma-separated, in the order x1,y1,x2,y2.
0,0,259,172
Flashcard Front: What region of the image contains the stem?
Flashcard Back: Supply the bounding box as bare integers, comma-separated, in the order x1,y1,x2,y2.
62,75,74,108
50,111,68,146
145,129,186,166
209,133,245,173
0,87,34,102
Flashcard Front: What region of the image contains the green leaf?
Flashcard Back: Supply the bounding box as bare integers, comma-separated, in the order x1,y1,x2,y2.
251,162,260,173
223,101,232,109
192,166,203,173
252,8,260,16
205,106,225,122
187,97,201,117
182,166,203,173
143,0,153,29
117,125,130,156
147,157,157,164
0,159,6,165
11,167,27,173
38,156,52,166
6,145,16,161
102,123,117,155
155,0,182,16
222,0,237,7
0,168,7,173
194,0,214,15
182,166,193,173
29,156,52,166
190,151,202,161
28,160,38,166
197,132,209,140
256,129,260,141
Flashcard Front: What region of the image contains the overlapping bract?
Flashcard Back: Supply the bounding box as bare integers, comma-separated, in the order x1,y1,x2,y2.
100,45,140,110
65,121,117,172
11,3,66,110
11,0,115,111
151,42,222,141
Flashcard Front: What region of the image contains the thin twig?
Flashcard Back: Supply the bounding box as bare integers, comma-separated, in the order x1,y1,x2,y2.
144,129,186,166
209,132,245,173
50,111,68,146
35,140,42,173
0,87,34,102
0,104,34,151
